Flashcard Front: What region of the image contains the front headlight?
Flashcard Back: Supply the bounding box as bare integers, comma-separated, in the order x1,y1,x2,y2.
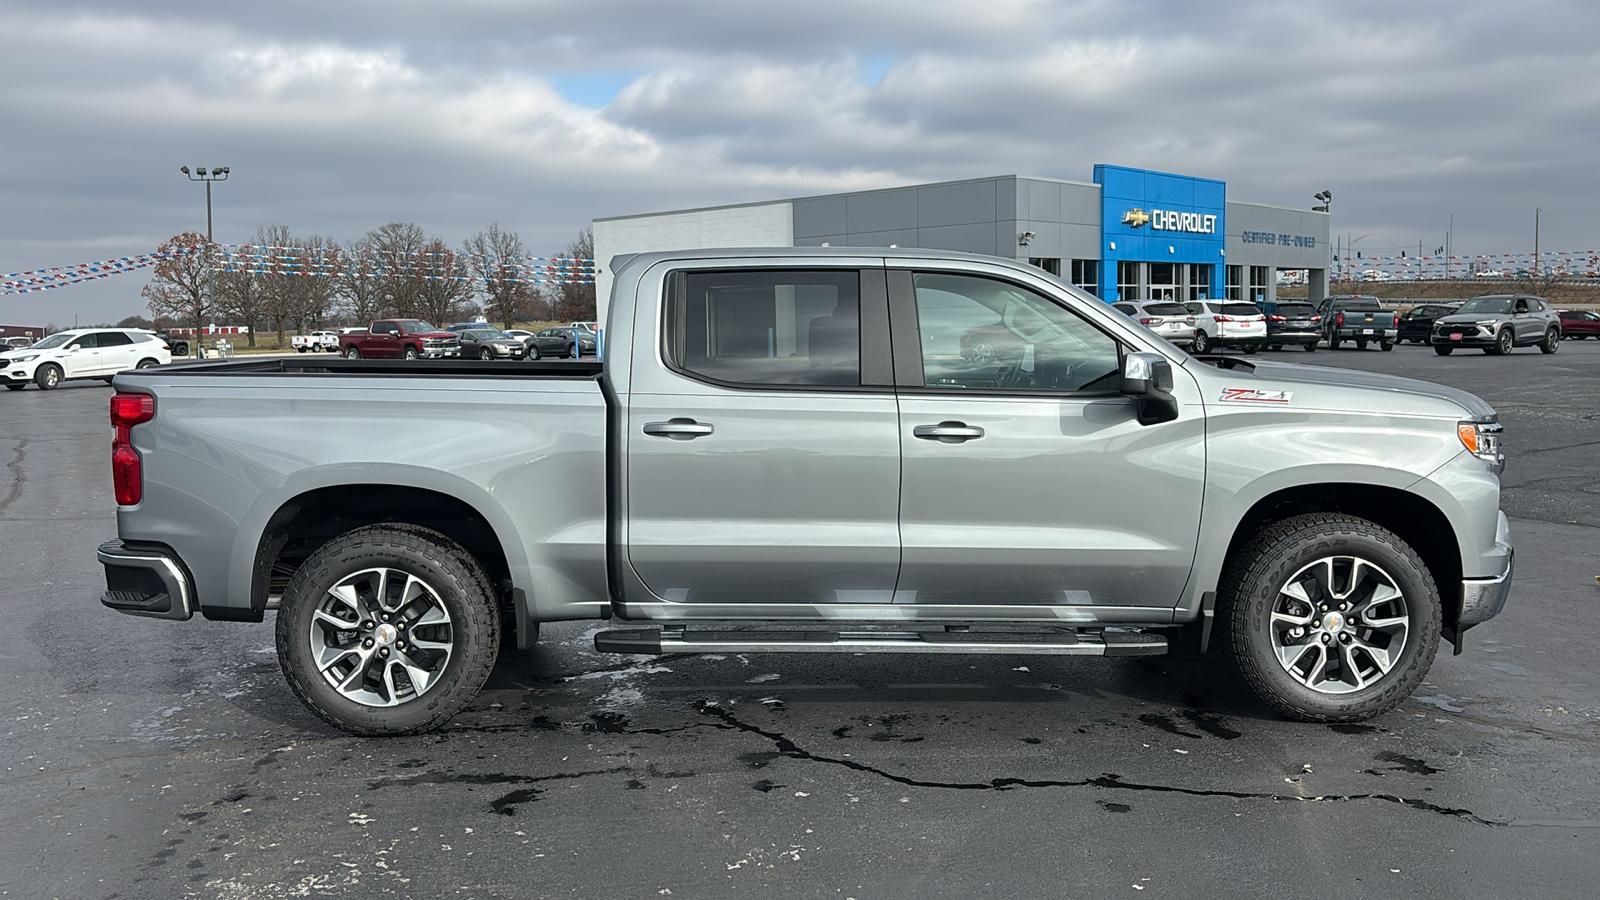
11,354,38,363
1458,420,1504,468
1475,319,1499,327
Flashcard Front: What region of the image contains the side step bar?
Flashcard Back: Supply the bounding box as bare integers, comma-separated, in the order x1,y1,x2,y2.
594,626,1167,657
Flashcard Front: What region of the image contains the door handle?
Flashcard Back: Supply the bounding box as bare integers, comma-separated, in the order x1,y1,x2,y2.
913,421,984,443
643,418,715,440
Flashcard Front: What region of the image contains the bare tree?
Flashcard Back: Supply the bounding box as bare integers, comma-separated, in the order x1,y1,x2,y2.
415,238,474,326
337,239,386,326
547,227,597,323
463,223,535,328
292,236,341,330
141,232,213,358
367,222,428,318
255,224,297,347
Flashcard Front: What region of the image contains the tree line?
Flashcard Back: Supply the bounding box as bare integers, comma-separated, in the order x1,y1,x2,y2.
139,223,595,349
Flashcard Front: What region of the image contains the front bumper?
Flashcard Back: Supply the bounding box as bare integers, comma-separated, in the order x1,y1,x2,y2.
1431,326,1496,347
98,540,195,621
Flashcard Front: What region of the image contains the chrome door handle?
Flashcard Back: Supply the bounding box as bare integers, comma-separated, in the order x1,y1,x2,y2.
913,422,984,443
643,418,715,440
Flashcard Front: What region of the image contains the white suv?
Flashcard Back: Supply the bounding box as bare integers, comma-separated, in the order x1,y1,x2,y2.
1185,301,1268,354
1111,300,1198,350
0,328,172,391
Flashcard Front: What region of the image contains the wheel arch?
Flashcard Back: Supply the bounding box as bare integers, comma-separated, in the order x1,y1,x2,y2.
1220,483,1463,632
249,483,525,644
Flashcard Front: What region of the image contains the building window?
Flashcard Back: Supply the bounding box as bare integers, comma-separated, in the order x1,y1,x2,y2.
1226,265,1242,301
1184,264,1213,302
1148,262,1177,302
1118,261,1141,301
1249,266,1270,303
1028,258,1061,276
1070,259,1098,296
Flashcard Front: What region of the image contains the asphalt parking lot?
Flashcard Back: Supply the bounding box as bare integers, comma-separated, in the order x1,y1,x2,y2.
2,342,1597,899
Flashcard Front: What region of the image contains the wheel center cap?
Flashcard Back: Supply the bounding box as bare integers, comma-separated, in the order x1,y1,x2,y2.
375,623,398,646
1322,612,1345,632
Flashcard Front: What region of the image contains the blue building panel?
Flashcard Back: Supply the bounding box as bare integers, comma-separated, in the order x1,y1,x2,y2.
1094,164,1226,303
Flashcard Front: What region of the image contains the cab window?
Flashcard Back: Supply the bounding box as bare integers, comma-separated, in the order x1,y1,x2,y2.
666,270,862,387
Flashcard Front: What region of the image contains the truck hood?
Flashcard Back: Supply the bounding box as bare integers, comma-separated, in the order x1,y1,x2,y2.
1190,357,1497,420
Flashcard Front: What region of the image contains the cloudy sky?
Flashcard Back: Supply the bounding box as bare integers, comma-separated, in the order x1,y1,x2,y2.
3,0,1597,326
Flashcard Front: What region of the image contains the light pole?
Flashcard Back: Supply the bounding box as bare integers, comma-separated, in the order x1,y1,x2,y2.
179,165,230,241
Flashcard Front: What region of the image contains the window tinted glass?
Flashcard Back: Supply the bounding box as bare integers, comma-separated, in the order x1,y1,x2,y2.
1145,302,1189,315
1112,303,1137,315
98,331,133,346
1222,304,1263,316
912,273,1120,393
68,334,97,349
400,322,439,334
667,269,861,387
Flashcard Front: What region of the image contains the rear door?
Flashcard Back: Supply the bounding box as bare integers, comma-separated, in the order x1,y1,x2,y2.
891,266,1205,611
624,262,902,606
96,331,139,374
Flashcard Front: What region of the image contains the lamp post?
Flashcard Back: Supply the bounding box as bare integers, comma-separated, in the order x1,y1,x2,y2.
179,165,230,242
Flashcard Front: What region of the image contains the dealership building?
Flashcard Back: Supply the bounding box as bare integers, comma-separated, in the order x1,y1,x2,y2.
593,164,1330,323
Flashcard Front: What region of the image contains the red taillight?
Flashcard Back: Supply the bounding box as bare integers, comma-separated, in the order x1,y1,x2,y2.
1312,315,1322,322
1269,315,1286,322
1139,317,1157,324
1336,312,1345,326
110,392,155,506
1215,315,1233,323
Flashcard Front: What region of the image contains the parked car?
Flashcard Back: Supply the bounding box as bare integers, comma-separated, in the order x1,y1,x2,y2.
1557,310,1600,339
1184,301,1267,354
338,320,461,359
290,331,341,353
566,321,599,333
1110,300,1198,350
0,327,171,390
4,336,33,351
526,326,597,359
1255,301,1321,351
502,329,536,342
155,331,191,357
455,327,528,360
1397,303,1460,344
1318,296,1398,350
96,247,1514,736
1430,294,1562,356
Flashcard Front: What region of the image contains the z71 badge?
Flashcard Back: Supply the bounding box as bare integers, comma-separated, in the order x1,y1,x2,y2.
1220,388,1292,404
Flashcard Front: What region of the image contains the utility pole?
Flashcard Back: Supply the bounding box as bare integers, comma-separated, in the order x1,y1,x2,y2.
1534,207,1541,275
1446,213,1454,280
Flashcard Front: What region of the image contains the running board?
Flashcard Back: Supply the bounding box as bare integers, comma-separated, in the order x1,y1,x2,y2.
594,627,1167,657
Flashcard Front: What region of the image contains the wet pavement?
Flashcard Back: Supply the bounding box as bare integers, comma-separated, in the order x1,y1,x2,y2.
2,341,1597,899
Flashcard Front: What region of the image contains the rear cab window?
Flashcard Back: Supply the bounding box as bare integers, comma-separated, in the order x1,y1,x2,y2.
665,269,863,387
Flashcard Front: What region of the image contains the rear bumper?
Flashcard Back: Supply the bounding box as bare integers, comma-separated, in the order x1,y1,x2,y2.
1332,327,1397,341
98,540,196,621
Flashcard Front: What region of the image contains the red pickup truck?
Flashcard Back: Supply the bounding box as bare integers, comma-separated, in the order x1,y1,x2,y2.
338,320,461,359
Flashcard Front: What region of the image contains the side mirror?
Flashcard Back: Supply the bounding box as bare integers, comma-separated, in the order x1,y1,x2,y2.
1121,352,1179,426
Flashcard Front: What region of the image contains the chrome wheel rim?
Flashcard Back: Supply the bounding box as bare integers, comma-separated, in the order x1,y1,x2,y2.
1268,556,1409,695
42,367,59,387
309,567,455,707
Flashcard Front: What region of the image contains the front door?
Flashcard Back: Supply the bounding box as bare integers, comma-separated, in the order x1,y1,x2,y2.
625,265,901,606
891,268,1205,612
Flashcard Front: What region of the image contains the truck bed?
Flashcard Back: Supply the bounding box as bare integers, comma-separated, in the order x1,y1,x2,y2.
155,357,605,379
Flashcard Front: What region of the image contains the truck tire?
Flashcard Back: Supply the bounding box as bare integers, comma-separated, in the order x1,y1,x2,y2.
298,347,309,353
1242,344,1259,355
404,346,419,361
275,524,500,736
1216,513,1440,722
1491,328,1513,355
1328,334,1341,349
1434,345,1453,355
35,364,62,390
1380,340,1394,352
1540,329,1560,354
1303,341,1317,352
1355,339,1367,350
1192,331,1211,353
344,346,361,359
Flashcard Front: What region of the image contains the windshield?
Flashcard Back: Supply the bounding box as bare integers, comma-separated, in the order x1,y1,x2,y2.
31,333,74,349
400,321,440,334
1457,297,1513,315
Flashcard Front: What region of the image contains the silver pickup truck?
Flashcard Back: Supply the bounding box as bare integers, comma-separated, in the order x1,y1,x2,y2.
99,248,1513,735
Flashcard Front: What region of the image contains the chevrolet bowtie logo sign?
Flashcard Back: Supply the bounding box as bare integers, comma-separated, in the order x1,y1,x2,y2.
1122,208,1151,228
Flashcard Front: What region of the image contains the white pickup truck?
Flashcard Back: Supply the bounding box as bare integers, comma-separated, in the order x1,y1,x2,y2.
290,331,341,353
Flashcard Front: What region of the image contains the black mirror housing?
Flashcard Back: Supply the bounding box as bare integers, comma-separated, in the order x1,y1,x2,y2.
1121,352,1179,426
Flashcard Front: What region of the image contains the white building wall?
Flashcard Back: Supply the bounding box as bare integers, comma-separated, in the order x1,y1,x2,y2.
592,202,794,326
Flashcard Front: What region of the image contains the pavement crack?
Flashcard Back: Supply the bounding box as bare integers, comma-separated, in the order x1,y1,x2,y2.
695,700,1502,825
365,766,633,791
0,438,27,513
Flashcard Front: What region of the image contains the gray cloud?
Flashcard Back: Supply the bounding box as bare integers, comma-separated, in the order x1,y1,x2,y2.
3,0,1598,324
